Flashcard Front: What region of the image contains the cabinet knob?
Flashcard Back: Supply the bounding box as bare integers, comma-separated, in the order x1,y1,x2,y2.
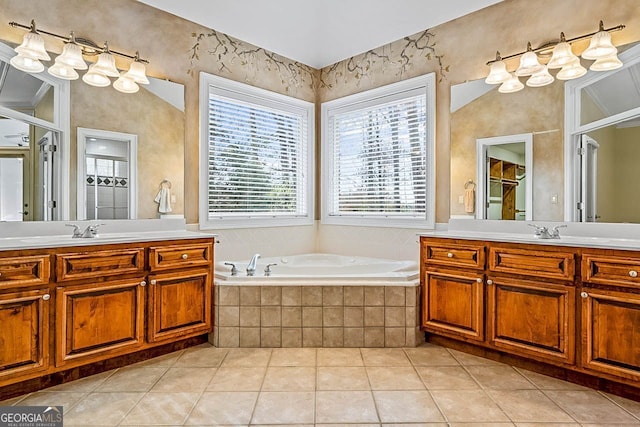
486,279,493,285
140,281,147,287
150,279,157,285
447,252,454,258
42,294,50,301
476,278,482,283
181,254,188,260
581,291,589,298
629,270,638,278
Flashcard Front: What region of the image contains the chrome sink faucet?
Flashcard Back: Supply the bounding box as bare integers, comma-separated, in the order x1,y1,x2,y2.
246,253,261,276
66,223,105,238
528,223,567,239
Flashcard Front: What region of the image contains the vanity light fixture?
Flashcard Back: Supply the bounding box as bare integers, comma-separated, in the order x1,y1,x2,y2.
485,21,625,93
8,20,149,94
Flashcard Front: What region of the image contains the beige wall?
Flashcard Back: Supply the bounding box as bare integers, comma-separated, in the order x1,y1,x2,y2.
611,126,640,223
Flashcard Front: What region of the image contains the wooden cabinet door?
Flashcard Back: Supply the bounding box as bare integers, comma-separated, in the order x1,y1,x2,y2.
147,269,212,343
56,278,145,367
581,288,640,381
0,289,49,380
422,269,484,342
487,277,575,364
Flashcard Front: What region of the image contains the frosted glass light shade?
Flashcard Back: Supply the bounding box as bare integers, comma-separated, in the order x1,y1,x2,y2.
14,31,50,61
124,61,149,84
10,53,44,73
82,65,111,87
485,60,511,84
56,42,87,70
556,58,587,80
47,62,79,80
590,54,623,71
515,50,544,76
582,30,617,60
498,73,524,93
113,74,139,93
526,66,554,87
91,52,119,78
548,41,578,69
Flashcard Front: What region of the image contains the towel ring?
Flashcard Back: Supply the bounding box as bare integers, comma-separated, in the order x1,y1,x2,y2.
464,179,475,190
160,179,172,189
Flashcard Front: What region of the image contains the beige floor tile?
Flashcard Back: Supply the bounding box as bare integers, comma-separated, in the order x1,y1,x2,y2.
64,392,143,426
604,392,640,419
514,423,577,426
317,348,364,366
185,391,258,425
269,347,316,366
206,367,266,391
316,390,379,423
382,424,447,427
367,367,425,390
545,390,639,424
448,348,505,366
120,392,199,425
14,391,85,410
0,395,26,406
95,366,167,392
450,424,514,427
261,366,316,391
578,424,640,427
466,365,536,390
45,370,116,392
374,390,445,423
361,348,412,366
131,349,184,368
431,390,510,423
173,345,228,367
221,348,272,367
416,366,480,390
515,368,590,390
317,366,370,390
251,391,315,424
405,347,460,366
151,367,216,392
487,389,576,423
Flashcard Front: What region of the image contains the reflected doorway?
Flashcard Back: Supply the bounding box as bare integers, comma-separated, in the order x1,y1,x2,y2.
476,133,533,220
77,128,137,220
0,153,29,221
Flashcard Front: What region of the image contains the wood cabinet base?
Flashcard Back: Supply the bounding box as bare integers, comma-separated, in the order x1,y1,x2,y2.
0,335,207,401
426,334,640,401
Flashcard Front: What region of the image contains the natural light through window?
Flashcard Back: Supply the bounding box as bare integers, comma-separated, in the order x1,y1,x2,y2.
322,74,435,228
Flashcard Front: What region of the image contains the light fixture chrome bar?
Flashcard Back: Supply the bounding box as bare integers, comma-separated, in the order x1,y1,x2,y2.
486,21,625,66
9,19,149,64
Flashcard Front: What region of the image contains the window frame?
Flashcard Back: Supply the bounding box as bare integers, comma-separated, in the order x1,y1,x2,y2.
321,73,436,228
199,72,315,229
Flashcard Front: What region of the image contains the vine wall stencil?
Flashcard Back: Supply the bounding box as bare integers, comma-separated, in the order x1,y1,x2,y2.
188,28,317,96
320,28,449,92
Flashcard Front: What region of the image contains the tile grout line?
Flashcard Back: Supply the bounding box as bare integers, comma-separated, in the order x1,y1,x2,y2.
247,348,274,425
597,390,640,422
361,347,383,425
404,347,450,425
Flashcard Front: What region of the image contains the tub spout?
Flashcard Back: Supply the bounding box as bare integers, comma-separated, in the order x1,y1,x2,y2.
246,254,260,276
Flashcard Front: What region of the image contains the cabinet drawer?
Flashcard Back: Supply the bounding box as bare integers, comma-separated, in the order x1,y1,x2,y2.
149,243,212,272
582,254,640,288
56,248,144,282
0,255,50,289
422,240,485,269
489,246,575,281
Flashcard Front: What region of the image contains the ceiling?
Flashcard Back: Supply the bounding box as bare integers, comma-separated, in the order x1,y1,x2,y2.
138,0,502,69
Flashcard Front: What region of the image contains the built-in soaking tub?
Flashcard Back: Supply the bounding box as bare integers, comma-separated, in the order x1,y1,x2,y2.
211,253,422,349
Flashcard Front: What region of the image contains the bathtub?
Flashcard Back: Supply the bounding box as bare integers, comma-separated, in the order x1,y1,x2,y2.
211,253,423,348
215,253,419,285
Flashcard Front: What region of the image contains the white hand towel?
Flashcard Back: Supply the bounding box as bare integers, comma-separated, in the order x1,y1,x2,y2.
154,187,172,213
464,188,475,214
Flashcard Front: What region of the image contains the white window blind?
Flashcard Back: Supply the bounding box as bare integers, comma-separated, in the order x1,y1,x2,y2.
322,74,435,228
199,73,314,229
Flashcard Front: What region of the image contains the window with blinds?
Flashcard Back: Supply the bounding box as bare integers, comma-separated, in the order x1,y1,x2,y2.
199,73,314,229
321,74,435,228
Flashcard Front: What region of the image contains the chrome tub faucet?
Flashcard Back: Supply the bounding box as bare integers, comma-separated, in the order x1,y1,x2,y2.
246,253,261,276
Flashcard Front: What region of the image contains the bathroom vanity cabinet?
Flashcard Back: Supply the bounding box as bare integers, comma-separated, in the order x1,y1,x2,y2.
421,236,640,391
0,238,214,390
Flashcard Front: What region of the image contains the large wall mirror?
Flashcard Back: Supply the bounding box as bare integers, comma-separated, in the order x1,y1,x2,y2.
0,39,185,222
450,40,640,224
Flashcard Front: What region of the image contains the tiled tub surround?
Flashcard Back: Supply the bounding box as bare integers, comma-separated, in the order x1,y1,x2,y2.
211,284,422,348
